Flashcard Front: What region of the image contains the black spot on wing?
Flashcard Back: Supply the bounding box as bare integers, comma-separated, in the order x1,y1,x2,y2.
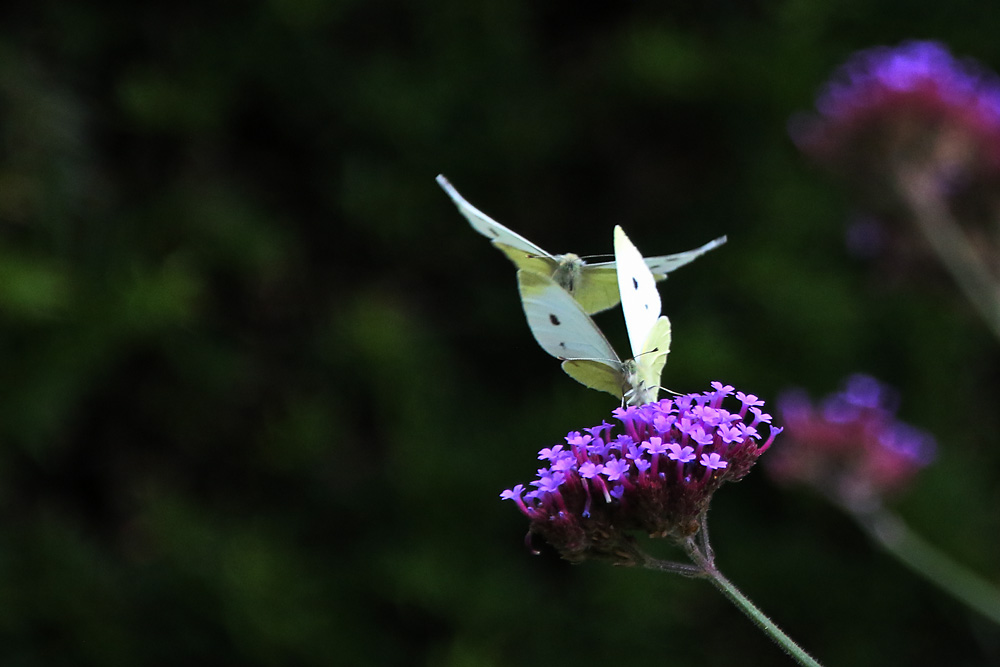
549,313,561,326
632,277,638,290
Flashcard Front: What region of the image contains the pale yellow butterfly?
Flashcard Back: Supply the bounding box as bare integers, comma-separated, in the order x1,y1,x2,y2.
437,174,725,315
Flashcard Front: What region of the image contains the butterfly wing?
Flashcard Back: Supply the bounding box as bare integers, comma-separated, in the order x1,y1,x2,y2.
516,270,626,397
561,265,623,315
642,235,728,278
632,315,672,403
492,242,561,277
436,175,553,258
614,225,662,359
575,236,727,313
561,360,627,398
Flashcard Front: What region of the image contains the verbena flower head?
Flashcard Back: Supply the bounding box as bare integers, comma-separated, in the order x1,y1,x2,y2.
768,374,936,510
791,40,1000,191
500,383,782,565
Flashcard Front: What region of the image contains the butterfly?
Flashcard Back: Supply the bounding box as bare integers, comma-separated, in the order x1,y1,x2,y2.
516,225,672,405
437,174,725,314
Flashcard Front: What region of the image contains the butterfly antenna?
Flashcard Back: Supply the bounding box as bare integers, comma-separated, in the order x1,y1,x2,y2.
631,347,664,361
578,253,613,262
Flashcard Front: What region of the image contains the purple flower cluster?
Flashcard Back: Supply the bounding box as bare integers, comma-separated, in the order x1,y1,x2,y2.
792,40,1000,176
501,382,782,564
768,374,936,508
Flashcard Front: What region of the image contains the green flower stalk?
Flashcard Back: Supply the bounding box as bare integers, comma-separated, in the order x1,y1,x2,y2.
772,375,1000,627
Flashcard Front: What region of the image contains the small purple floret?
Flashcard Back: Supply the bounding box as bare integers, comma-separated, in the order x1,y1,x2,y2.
642,437,669,456
701,452,728,470
690,426,715,447
667,444,696,463
602,458,630,482
538,445,564,461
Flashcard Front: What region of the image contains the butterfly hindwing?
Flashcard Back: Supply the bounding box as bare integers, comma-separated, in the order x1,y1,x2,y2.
561,360,627,399
562,265,624,315
634,315,672,403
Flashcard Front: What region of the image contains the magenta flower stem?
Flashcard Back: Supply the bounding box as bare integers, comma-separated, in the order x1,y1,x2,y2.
850,504,1000,627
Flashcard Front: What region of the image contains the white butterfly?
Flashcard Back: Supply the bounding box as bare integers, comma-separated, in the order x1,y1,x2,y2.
437,174,725,315
517,225,672,405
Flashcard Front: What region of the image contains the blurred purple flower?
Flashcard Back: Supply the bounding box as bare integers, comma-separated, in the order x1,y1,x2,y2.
791,40,1000,265
792,40,1000,174
768,374,936,508
501,383,782,564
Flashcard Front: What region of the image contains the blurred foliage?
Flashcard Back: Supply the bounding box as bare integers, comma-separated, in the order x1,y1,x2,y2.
0,0,997,665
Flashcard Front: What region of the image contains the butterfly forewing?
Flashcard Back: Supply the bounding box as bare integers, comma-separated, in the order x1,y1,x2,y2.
516,270,622,364
436,175,551,257
614,226,662,359
642,236,728,277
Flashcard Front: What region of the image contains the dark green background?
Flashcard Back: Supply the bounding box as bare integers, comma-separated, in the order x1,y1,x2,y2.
1,1,998,665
